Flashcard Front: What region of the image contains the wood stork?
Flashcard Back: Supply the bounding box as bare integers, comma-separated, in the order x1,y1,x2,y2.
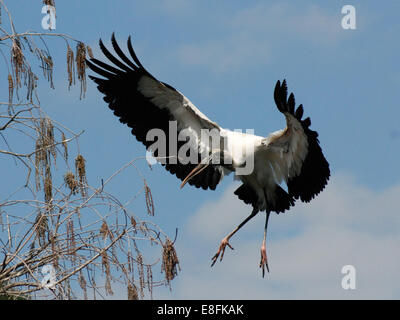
86,34,330,277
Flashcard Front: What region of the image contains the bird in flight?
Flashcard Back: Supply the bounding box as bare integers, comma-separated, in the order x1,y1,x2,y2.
86,34,330,277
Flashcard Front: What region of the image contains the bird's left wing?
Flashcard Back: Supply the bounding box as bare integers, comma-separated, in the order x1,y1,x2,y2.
86,34,227,190
262,80,330,202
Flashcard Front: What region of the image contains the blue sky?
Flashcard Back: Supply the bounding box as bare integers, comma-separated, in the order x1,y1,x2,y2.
1,1,400,299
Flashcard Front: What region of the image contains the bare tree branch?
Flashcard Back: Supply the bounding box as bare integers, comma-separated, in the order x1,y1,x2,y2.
0,0,179,300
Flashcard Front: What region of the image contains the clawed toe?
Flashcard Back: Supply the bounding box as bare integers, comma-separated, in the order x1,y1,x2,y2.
259,245,269,277
211,237,234,267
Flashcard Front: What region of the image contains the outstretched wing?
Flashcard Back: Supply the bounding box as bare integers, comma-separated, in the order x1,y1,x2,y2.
265,80,330,202
86,34,226,190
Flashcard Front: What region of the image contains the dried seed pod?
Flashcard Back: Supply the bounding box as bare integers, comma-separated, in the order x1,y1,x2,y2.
66,44,75,90
130,216,137,234
75,154,88,197
64,171,78,194
105,276,113,296
34,118,58,204
161,239,180,285
66,219,76,263
43,0,56,7
44,165,53,205
101,251,113,295
137,253,145,299
61,132,68,161
75,42,87,99
40,52,54,88
29,241,35,256
8,74,13,105
101,251,110,275
130,216,137,228
34,212,48,247
11,39,25,89
92,277,97,300
46,118,56,163
144,180,154,216
78,271,88,300
34,139,43,191
86,45,94,59
99,221,110,240
25,66,38,102
127,283,139,300
146,265,153,299
49,231,59,269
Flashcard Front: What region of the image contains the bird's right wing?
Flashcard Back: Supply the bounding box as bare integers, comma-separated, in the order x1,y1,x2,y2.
264,80,330,202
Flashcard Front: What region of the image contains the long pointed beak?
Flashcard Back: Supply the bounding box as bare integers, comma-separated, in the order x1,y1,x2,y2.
180,162,210,189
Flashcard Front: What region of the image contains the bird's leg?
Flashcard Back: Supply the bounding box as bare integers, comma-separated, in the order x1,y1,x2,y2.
211,208,258,267
260,211,271,277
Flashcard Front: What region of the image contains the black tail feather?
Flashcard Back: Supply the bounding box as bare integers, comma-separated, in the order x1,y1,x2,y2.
234,184,295,214
269,185,295,214
234,184,258,209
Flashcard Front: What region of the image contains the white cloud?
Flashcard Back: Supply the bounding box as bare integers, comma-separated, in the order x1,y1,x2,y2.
156,173,400,299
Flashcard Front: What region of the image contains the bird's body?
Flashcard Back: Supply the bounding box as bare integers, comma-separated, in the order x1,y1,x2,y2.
86,34,330,276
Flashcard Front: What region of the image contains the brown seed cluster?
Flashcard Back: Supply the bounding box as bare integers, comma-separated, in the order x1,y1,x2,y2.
66,44,75,90
75,42,87,99
8,74,13,105
99,221,110,240
35,118,56,207
39,51,54,89
44,166,53,205
66,219,76,263
46,119,56,160
49,231,59,269
86,45,94,59
43,0,56,7
127,283,139,300
161,239,180,285
146,265,153,299
78,271,88,300
66,42,89,97
137,253,145,298
101,251,113,295
144,180,154,216
75,154,88,197
61,132,68,161
34,212,48,247
64,171,78,195
10,39,25,90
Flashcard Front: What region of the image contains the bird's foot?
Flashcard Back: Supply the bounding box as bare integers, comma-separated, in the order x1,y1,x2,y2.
211,237,234,267
259,244,269,277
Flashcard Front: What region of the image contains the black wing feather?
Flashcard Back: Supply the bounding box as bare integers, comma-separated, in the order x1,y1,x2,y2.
274,79,330,202
87,35,222,190
127,36,145,70
111,33,138,70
